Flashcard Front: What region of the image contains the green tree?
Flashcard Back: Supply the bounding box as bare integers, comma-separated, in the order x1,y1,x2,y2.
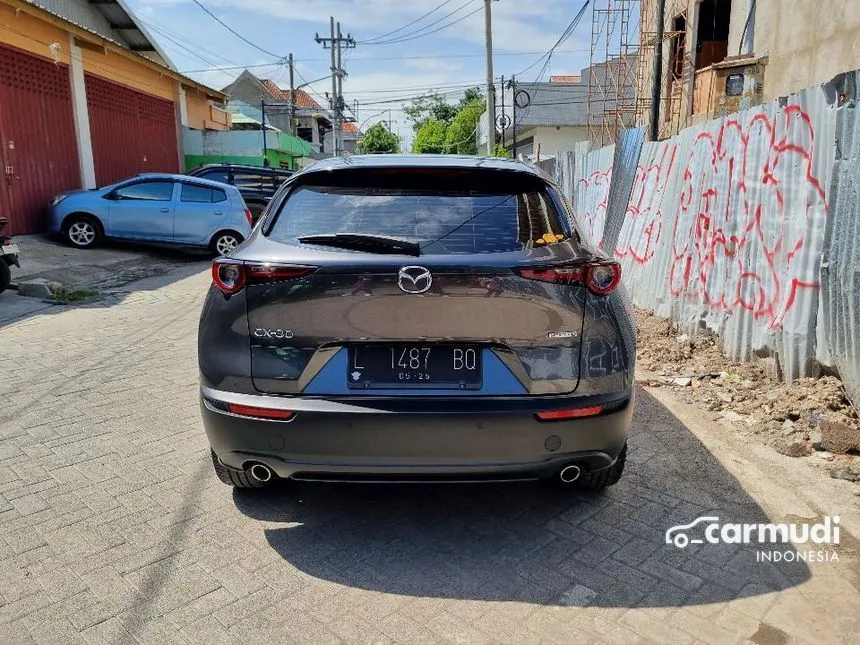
444,98,484,155
492,144,511,158
457,87,483,111
355,122,400,154
404,92,458,131
412,118,448,153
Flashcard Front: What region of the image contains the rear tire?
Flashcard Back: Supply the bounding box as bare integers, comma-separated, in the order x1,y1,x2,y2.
63,214,102,249
577,442,627,492
211,450,269,489
0,261,10,294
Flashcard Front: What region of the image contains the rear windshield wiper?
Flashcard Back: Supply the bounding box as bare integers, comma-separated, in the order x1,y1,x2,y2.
297,233,420,256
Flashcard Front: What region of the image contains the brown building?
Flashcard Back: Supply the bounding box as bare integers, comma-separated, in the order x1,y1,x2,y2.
638,0,860,137
0,0,228,234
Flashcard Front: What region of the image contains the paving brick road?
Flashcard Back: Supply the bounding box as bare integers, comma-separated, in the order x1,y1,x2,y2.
1,264,858,644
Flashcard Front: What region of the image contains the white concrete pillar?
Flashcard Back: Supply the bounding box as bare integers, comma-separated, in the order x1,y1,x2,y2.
177,82,189,127
174,81,188,170
68,35,96,189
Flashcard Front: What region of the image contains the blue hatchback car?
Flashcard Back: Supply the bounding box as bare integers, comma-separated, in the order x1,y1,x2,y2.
48,173,253,255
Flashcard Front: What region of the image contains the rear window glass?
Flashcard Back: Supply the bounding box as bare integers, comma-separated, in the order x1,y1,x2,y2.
267,184,568,254
200,170,229,184
180,184,229,203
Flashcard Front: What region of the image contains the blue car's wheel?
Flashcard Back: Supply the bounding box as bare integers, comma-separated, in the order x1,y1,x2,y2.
211,231,243,257
64,215,102,249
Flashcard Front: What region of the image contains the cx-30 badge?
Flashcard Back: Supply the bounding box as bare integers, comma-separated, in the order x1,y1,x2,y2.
397,266,432,294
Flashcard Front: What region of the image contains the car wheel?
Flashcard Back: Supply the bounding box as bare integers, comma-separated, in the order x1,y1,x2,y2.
0,261,10,294
211,231,243,256
64,215,101,249
576,442,627,492
211,450,270,489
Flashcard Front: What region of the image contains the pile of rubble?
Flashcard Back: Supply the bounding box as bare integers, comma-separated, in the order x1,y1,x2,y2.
635,309,860,484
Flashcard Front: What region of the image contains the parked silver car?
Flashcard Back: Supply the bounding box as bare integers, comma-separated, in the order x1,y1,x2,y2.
198,155,635,491
48,173,252,254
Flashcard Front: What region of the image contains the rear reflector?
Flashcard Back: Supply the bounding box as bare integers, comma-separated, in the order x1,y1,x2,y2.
227,403,295,420
535,405,603,421
244,208,253,226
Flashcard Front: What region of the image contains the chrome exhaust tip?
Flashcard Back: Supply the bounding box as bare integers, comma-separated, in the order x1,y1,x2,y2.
248,463,273,483
559,465,581,483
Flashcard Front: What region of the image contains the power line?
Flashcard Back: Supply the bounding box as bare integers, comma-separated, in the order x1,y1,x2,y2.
178,50,591,74
361,0,479,45
144,22,223,69
190,0,283,59
378,5,484,45
515,1,590,78
140,16,237,68
360,0,456,44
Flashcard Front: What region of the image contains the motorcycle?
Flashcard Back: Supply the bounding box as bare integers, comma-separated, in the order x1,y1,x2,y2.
0,216,20,294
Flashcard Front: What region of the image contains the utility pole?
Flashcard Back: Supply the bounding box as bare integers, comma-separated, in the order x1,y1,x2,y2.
483,0,496,155
315,18,356,157
499,74,505,151
260,100,268,166
388,109,392,130
288,53,297,138
510,76,517,158
335,21,344,154
650,0,665,141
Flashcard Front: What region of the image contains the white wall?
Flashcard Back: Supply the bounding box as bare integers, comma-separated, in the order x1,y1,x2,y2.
531,126,590,160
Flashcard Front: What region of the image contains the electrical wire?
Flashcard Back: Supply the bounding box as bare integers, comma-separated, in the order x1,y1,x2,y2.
140,16,238,68
143,22,226,70
178,50,591,74
515,1,590,78
190,0,283,59
359,0,456,44
360,0,480,45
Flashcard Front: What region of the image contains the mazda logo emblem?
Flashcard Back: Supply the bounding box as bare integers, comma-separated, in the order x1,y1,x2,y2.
397,266,432,294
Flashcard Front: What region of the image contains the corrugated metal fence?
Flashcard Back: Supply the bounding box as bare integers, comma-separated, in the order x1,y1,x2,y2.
552,70,860,406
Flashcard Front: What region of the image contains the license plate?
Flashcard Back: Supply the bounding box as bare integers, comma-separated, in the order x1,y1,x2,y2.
348,344,482,389
1,244,18,255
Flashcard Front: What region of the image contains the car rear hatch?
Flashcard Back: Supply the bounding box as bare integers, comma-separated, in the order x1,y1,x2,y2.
236,167,605,396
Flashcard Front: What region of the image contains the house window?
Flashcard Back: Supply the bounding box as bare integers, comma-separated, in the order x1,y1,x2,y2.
696,0,731,70
669,15,687,82
297,126,313,143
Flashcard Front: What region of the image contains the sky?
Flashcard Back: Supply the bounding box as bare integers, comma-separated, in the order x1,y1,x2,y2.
127,0,597,147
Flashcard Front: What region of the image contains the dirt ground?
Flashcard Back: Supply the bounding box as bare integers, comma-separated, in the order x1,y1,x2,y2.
635,308,860,486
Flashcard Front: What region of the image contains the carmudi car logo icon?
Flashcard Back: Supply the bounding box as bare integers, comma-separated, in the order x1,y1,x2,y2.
665,516,720,548
665,515,841,563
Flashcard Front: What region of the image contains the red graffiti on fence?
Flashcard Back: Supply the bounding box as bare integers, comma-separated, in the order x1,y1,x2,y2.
668,105,827,328
574,103,828,329
615,143,677,264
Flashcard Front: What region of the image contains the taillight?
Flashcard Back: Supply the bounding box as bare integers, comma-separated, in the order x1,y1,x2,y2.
244,208,253,226
585,262,622,296
246,264,316,282
514,261,621,296
212,260,245,295
227,403,295,420
211,259,316,295
535,405,603,421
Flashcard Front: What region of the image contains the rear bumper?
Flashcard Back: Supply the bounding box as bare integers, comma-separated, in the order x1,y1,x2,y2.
200,387,633,481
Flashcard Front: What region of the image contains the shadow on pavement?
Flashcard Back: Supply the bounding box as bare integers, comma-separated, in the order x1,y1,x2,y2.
233,388,811,608
1,237,210,330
